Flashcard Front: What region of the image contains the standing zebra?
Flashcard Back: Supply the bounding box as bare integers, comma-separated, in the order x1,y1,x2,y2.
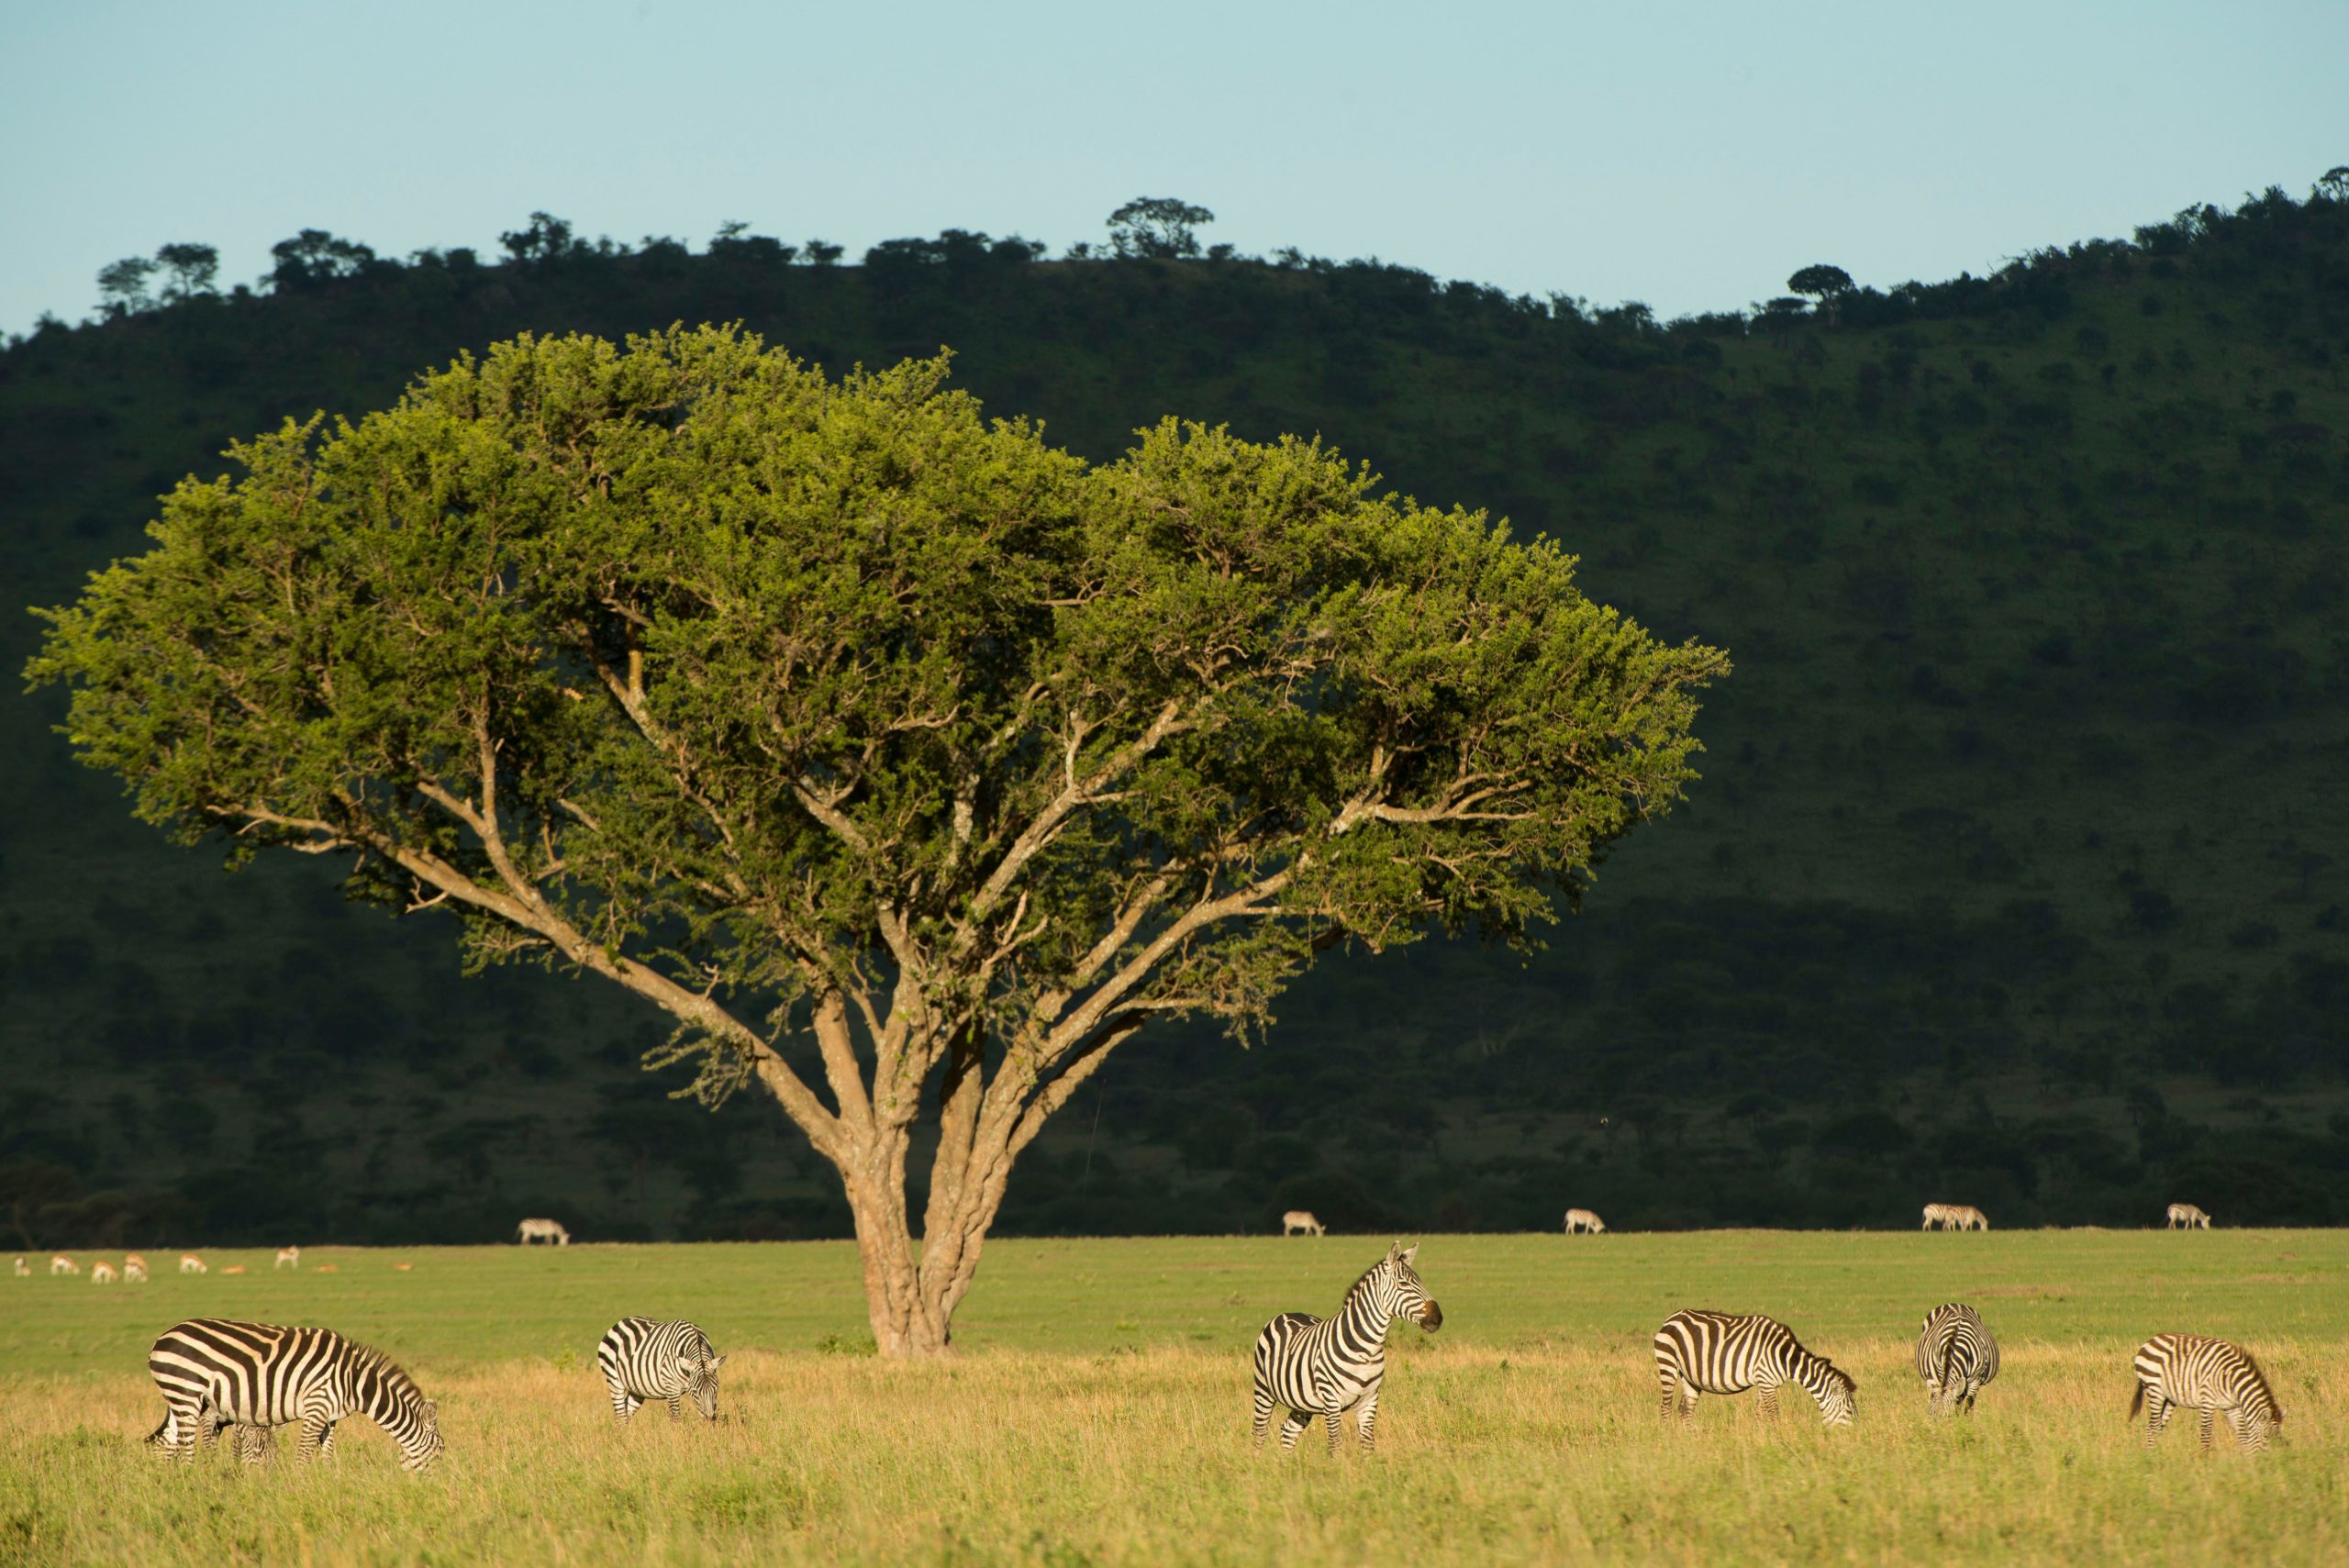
1653,1310,1856,1428
2130,1333,2283,1453
1915,1303,2000,1416
596,1318,727,1424
2165,1203,2213,1229
147,1318,443,1470
1252,1241,1442,1454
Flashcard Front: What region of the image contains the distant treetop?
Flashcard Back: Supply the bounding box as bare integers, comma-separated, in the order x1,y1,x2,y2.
1108,197,1216,260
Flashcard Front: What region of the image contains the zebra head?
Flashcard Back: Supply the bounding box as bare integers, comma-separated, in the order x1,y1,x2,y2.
682,1347,728,1419
1817,1367,1857,1428
400,1398,444,1472
1382,1242,1442,1332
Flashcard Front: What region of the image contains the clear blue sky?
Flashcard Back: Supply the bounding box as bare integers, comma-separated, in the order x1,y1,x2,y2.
5,0,2343,336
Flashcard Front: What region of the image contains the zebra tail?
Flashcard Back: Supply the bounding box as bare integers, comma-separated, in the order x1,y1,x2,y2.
2127,1380,2145,1423
1936,1338,1961,1397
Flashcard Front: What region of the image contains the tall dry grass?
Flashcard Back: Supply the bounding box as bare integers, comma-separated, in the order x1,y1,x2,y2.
5,1337,2343,1566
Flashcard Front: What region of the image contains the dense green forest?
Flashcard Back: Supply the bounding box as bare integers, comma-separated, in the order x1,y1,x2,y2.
6,185,2347,1247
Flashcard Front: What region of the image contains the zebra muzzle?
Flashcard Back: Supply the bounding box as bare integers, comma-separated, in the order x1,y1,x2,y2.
1418,1303,1443,1331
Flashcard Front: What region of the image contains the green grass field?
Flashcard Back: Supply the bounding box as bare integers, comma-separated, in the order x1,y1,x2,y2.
4,1230,2344,1565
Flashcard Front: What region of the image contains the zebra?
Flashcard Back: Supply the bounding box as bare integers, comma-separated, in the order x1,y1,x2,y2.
180,1253,206,1274
1921,1203,1956,1230
1653,1310,1856,1428
2130,1333,2282,1453
1915,1303,2000,1416
2165,1203,2213,1229
517,1217,572,1246
1563,1208,1607,1234
1281,1210,1326,1237
1251,1241,1442,1454
1952,1206,1989,1230
596,1318,727,1424
147,1318,443,1470
146,1408,276,1466
274,1246,301,1271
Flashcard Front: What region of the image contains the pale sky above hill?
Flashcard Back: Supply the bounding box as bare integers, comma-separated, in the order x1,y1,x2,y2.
4,0,2343,335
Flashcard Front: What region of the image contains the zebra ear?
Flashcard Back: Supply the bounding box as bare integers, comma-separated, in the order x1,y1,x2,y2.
1399,1243,1419,1265
1386,1240,1402,1263
707,1353,727,1371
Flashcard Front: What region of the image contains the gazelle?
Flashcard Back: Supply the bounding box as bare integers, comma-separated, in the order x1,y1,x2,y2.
275,1246,301,1271
1282,1210,1327,1237
50,1255,79,1276
1564,1208,1608,1234
12,1257,27,1278
92,1262,118,1284
124,1255,149,1283
179,1253,206,1274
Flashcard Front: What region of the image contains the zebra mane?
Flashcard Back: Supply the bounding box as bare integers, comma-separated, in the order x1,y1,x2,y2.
1342,1255,1397,1305
348,1338,427,1406
2236,1347,2282,1416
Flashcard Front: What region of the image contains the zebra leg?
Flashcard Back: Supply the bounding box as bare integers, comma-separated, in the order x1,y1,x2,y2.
667,1396,683,1422
1355,1392,1381,1454
196,1406,225,1451
1755,1381,1780,1419
2144,1398,2169,1448
1251,1383,1276,1448
1278,1411,1309,1451
158,1398,203,1462
233,1424,273,1466
2198,1407,2215,1452
1657,1372,1679,1421
1323,1411,1344,1457
317,1420,339,1457
296,1415,332,1463
607,1379,637,1425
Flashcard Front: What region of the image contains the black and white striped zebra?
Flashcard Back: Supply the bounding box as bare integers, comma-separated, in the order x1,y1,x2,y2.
147,1318,442,1470
1251,1241,1442,1454
2130,1333,2283,1453
1653,1309,1856,1428
1915,1302,2000,1416
596,1318,728,1424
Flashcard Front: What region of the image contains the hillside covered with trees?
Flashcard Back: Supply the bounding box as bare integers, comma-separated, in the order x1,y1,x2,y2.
5,182,2347,1247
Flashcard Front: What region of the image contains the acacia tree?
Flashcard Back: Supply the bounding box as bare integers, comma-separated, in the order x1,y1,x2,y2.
30,328,1726,1356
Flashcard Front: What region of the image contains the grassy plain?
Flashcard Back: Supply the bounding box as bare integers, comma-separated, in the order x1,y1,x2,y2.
3,1230,2344,1565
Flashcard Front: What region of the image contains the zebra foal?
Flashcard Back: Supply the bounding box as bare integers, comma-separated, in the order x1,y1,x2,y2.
2130,1333,2283,1453
147,1318,442,1470
1653,1309,1855,1428
1915,1303,1999,1415
1252,1241,1442,1454
596,1318,727,1424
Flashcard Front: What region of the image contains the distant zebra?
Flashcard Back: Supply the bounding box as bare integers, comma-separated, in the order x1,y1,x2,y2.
2165,1203,2213,1229
1654,1309,1856,1428
517,1217,572,1246
1563,1208,1608,1234
180,1253,206,1274
50,1255,78,1276
1921,1204,1956,1230
1942,1205,1989,1231
1252,1241,1442,1454
92,1262,117,1284
147,1318,442,1470
1915,1303,2000,1416
2130,1333,2282,1453
274,1246,301,1271
596,1318,727,1424
1281,1210,1326,1238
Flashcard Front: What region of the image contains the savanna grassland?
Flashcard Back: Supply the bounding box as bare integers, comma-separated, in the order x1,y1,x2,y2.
4,1230,2343,1565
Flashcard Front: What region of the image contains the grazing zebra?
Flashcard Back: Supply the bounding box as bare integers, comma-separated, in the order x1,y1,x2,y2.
1915,1303,2000,1416
516,1217,572,1245
274,1246,301,1271
93,1262,118,1284
596,1318,727,1424
1563,1208,1607,1234
1281,1210,1326,1238
147,1318,442,1470
2165,1203,2213,1229
1653,1309,1856,1428
1921,1203,1955,1230
124,1254,149,1283
180,1253,206,1274
50,1255,78,1275
1251,1241,1442,1454
2130,1333,2282,1453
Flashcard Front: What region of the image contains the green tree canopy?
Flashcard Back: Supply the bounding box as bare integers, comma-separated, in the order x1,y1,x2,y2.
28,326,1725,1352
1108,197,1216,259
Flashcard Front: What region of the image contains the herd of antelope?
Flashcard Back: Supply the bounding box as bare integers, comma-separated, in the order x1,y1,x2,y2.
1268,1201,2211,1238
